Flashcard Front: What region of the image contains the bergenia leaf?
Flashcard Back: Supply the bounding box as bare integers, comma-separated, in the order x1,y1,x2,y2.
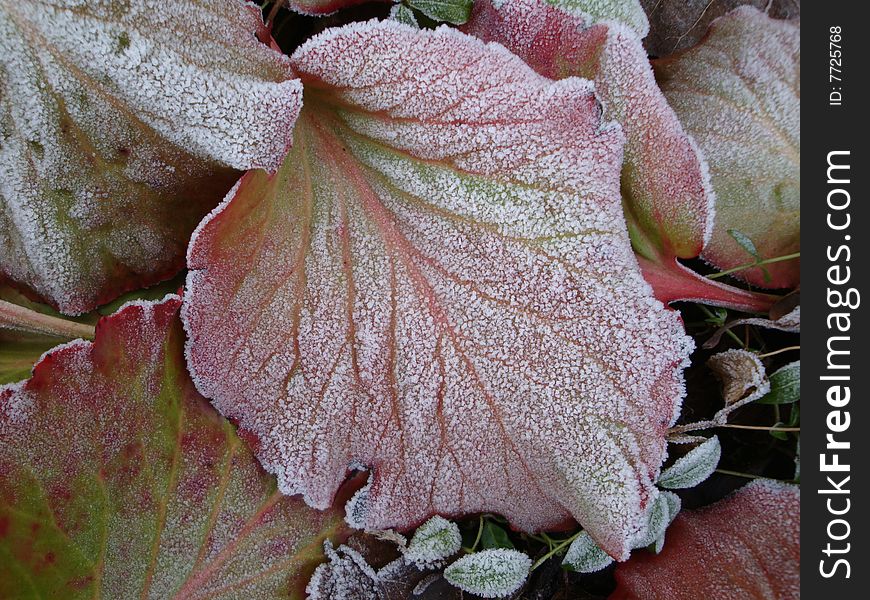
444,549,532,598
404,516,462,568
463,0,775,313
0,296,352,598
657,436,721,490
641,0,800,59
183,20,692,559
612,479,800,599
0,0,302,314
547,0,650,37
562,530,614,573
655,7,800,288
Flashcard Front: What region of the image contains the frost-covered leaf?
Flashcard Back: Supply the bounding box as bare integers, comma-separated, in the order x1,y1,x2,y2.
463,0,774,313
658,436,721,489
631,488,678,549
563,531,613,573
0,296,352,599
183,20,693,559
307,541,379,600
549,0,649,37
612,479,800,599
655,7,800,288
639,0,800,58
757,361,800,405
0,0,302,314
444,549,532,598
405,516,462,568
707,349,768,406
390,3,420,27
409,0,474,24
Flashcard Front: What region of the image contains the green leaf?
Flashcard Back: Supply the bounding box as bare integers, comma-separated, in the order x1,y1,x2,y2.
408,0,474,24
658,436,721,490
757,361,800,405
405,516,462,568
0,0,301,314
0,297,351,599
444,549,532,598
390,3,421,27
656,7,800,289
481,521,515,550
562,531,613,573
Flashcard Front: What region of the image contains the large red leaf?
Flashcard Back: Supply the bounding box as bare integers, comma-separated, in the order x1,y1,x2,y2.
611,479,799,599
0,296,353,598
655,7,800,289
183,20,693,560
462,0,776,313
0,0,302,314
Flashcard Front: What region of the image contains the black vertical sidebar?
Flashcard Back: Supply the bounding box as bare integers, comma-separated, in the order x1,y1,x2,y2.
803,2,869,597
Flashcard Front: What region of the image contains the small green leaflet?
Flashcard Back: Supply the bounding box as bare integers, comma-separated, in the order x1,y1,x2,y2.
404,516,462,568
757,361,800,405
562,531,613,573
408,0,474,24
727,229,760,259
390,3,420,27
658,436,721,490
481,521,515,550
444,549,532,598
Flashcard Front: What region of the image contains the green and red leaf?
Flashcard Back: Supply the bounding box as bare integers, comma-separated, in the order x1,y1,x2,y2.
0,296,352,598
183,20,693,560
463,0,777,312
655,7,800,289
0,0,302,314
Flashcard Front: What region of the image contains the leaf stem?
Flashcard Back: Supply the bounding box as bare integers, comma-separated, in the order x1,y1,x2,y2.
706,252,800,280
0,300,95,339
757,345,800,359
530,531,581,571
718,424,799,432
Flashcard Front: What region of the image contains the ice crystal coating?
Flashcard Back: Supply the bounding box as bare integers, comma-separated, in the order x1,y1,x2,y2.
655,7,800,288
183,20,693,559
563,531,614,573
460,0,786,314
0,0,302,314
545,0,649,37
405,516,462,568
612,479,800,600
657,436,720,490
0,296,352,598
444,549,532,598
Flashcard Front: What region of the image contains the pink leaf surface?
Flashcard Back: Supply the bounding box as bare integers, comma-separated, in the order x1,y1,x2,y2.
612,479,800,599
655,7,800,289
0,296,354,598
0,0,302,314
183,20,693,560
463,0,774,313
